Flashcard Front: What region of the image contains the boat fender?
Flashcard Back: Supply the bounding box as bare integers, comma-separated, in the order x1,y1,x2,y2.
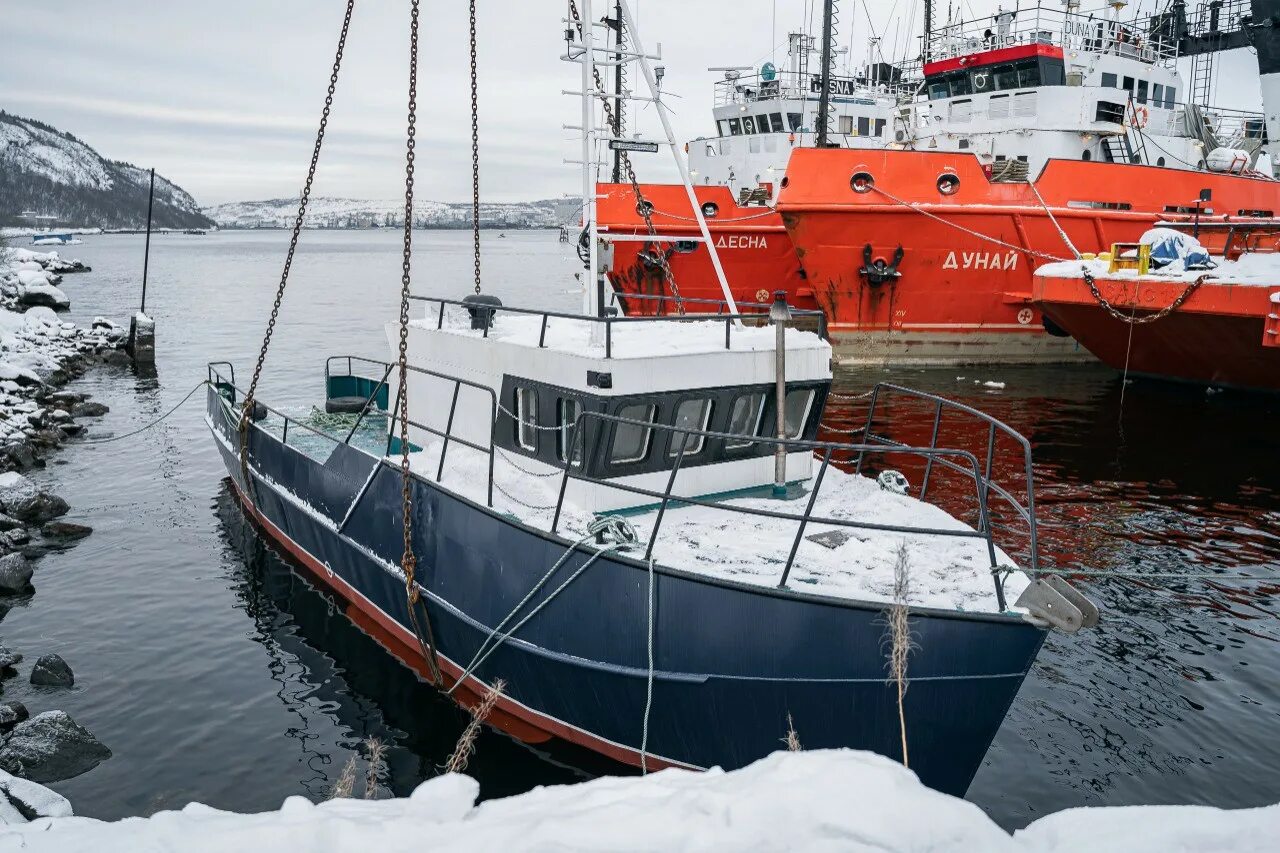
877,470,910,495
248,400,268,422
463,293,503,331
859,244,904,286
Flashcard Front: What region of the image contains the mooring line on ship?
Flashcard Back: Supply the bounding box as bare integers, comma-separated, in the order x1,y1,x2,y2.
1026,180,1081,260
78,379,212,444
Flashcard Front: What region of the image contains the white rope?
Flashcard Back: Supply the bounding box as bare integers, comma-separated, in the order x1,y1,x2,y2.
640,555,656,774
871,185,1071,263
446,517,639,696
1026,180,1081,260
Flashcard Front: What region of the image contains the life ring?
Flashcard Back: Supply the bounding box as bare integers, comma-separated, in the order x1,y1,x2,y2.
1132,105,1149,128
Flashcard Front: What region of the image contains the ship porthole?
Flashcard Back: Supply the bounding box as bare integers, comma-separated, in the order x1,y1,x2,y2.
636,200,654,216
1157,156,1166,167
937,174,960,195
701,201,719,219
780,176,790,189
851,171,875,193
1082,149,1092,161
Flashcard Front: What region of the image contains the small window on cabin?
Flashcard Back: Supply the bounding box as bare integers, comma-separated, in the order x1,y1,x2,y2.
742,116,756,134
1041,60,1065,86
717,120,731,137
515,387,538,451
1136,80,1149,104
995,64,1019,90
1017,61,1040,88
782,389,815,440
857,116,871,136
611,403,656,464
1095,100,1125,124
787,112,803,131
725,393,764,449
557,398,582,464
928,80,949,100
770,113,785,132
1122,75,1135,94
951,72,973,96
874,118,886,137
728,118,742,135
670,399,713,457
1164,87,1176,108
1152,83,1164,107
757,115,772,133
839,115,855,135
1101,72,1118,89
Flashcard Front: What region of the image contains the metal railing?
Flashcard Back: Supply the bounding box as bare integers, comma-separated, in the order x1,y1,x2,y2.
854,384,1039,581
712,70,911,107
411,295,828,358
550,403,1032,610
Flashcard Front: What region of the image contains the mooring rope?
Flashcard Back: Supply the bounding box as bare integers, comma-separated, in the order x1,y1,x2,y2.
77,379,211,444
1026,180,1081,260
446,516,639,696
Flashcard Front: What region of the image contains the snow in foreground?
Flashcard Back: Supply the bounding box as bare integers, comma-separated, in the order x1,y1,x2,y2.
2,749,1275,852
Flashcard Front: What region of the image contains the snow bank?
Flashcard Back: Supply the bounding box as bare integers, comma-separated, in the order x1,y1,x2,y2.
2,750,1274,851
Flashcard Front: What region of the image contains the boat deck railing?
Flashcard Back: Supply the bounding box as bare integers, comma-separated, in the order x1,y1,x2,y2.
210,358,1040,611
409,295,829,356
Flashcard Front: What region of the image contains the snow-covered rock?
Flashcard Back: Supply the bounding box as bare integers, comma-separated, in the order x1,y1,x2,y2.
0,768,72,824
0,711,111,783
0,749,1274,851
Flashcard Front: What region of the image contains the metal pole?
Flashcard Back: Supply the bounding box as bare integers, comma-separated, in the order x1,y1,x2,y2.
141,167,155,314
770,291,792,496
815,0,835,147
581,0,598,316
612,0,623,184
922,0,933,61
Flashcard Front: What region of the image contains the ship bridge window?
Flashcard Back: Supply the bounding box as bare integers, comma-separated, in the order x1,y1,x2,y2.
839,115,855,134
670,398,713,457
728,118,742,135
1153,83,1164,107
1101,72,1118,89
1137,80,1149,104
1122,75,1135,94
725,393,765,450
769,113,785,132
787,112,803,131
756,114,772,132
928,79,950,100
995,64,1019,90
875,118,886,136
717,119,731,137
515,386,538,451
858,116,871,136
1163,87,1176,108
557,397,583,464
742,116,757,134
610,403,656,464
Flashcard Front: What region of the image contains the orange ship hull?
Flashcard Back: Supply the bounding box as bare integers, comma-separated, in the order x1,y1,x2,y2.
776,149,1280,364
1033,270,1280,392
595,183,811,313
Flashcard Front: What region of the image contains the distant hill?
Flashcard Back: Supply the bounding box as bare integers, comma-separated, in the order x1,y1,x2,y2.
0,111,213,230
203,196,576,230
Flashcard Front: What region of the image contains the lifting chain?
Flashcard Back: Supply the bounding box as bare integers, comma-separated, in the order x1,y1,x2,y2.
238,0,354,501
397,0,444,687
469,0,482,295
567,0,684,313
1081,268,1206,324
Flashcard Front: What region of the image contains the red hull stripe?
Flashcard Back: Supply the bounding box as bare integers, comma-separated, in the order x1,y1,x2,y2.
227,477,696,773
924,43,1063,76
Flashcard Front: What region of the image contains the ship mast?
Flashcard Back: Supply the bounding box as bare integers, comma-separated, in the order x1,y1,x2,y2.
815,0,836,147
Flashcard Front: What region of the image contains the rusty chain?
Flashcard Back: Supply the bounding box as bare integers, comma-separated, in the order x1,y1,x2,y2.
397,0,443,687
238,0,354,501
567,0,684,313
1081,268,1207,325
469,0,482,295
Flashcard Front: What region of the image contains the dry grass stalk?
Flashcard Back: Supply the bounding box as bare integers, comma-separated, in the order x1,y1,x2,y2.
329,752,358,800
784,713,802,752
363,737,387,800
445,678,506,774
887,541,914,768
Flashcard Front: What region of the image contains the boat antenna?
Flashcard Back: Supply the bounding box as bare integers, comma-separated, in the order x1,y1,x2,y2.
815,0,837,147
922,0,933,61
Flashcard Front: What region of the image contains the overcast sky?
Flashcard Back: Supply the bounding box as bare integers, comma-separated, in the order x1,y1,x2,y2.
1,1,1264,207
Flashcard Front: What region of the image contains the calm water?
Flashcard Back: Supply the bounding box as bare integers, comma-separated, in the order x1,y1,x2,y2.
3,230,1277,829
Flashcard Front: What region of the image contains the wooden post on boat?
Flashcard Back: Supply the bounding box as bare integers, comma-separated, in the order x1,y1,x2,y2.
127,167,157,367
771,290,791,496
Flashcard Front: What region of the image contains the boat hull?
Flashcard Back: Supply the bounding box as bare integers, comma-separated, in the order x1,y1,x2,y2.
776,149,1280,365
1033,272,1280,392
207,389,1047,796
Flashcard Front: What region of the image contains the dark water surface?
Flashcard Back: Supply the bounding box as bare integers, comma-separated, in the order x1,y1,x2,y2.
4,230,1277,829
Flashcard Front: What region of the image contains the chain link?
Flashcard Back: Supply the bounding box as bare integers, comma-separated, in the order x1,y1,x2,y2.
1081,268,1206,324
238,0,354,500
397,0,443,687
567,0,684,312
469,0,482,295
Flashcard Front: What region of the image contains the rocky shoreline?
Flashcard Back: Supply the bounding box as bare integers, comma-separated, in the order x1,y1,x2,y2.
0,246,126,823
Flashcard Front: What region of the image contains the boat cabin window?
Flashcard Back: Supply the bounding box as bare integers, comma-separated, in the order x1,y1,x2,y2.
1163,87,1175,108
726,393,764,450
839,116,854,134
769,113,784,132
670,398,713,457
611,403,656,464
1095,100,1125,124
1136,80,1149,104
557,397,582,464
787,112,803,131
857,116,871,136
1122,76,1134,94
515,387,538,451
1152,83,1164,107
728,118,742,135
783,389,815,439
1101,72,1118,89
995,64,1019,90
717,119,731,136
742,116,756,134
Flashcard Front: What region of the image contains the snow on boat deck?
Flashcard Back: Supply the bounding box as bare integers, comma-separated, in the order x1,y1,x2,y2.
1038,252,1280,286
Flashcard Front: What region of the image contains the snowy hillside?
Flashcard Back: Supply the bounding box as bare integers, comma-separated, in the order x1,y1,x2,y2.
0,111,212,230
203,196,566,230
